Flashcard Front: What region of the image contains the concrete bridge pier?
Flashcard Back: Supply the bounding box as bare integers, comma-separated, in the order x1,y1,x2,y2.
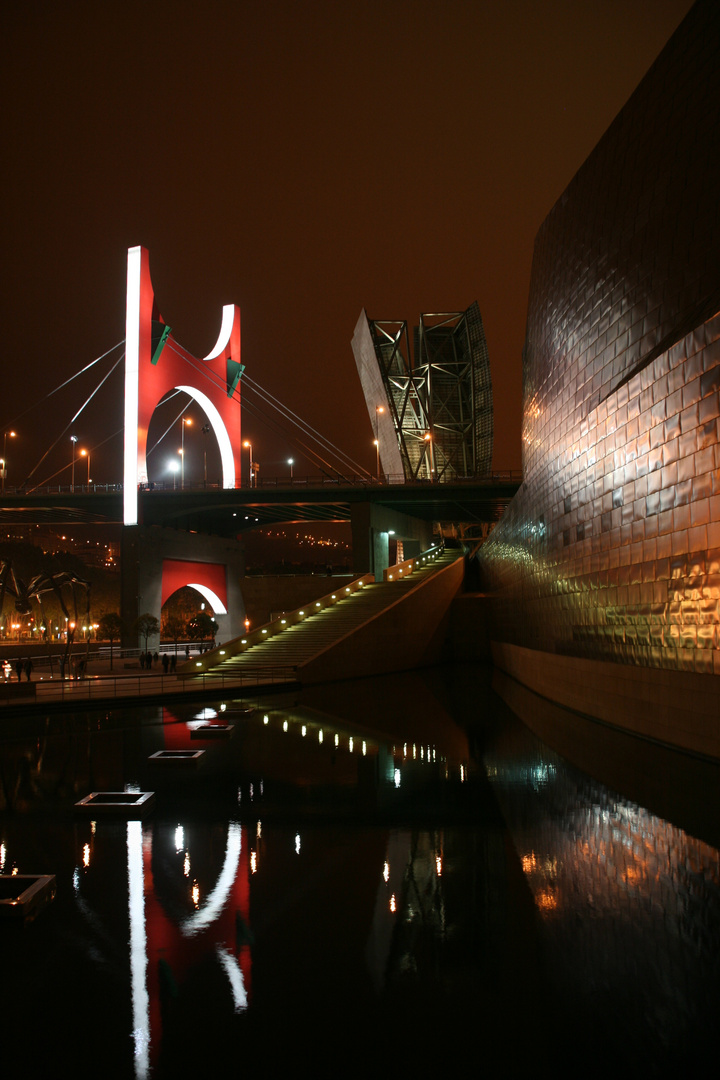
121,526,246,649
350,502,434,581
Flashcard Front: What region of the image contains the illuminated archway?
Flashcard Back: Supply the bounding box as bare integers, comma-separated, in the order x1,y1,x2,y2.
123,246,244,525
161,558,228,614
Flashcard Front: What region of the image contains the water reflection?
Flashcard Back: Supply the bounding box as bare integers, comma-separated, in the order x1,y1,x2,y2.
1,668,719,1075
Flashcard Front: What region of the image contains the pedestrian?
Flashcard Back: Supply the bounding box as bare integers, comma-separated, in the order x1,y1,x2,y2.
24,657,33,681
162,652,169,674
185,644,190,659
139,652,146,670
153,651,159,667
15,658,23,682
170,653,176,672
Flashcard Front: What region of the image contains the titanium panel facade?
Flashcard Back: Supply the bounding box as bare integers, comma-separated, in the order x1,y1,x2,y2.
479,0,720,677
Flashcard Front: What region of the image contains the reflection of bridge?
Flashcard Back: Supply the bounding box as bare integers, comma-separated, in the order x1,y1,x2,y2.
0,474,520,534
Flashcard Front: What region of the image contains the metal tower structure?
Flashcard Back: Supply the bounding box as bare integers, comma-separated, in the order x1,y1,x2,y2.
352,301,493,482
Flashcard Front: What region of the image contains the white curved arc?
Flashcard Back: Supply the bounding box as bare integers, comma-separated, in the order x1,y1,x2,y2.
176,384,235,488
204,305,236,361
180,822,242,936
216,945,248,1012
186,583,227,615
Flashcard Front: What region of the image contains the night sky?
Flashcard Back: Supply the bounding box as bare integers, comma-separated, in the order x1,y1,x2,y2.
1,0,695,489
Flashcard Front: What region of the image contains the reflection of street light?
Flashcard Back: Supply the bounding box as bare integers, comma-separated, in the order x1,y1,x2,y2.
168,459,180,490
70,435,78,491
375,406,384,480
80,448,90,485
243,440,254,488
2,430,16,494
288,457,294,479
181,417,192,489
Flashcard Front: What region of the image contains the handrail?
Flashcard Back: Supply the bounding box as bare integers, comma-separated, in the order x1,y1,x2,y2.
0,666,298,707
2,471,522,497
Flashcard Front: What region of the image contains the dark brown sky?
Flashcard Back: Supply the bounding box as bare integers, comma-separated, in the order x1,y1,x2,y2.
1,0,695,487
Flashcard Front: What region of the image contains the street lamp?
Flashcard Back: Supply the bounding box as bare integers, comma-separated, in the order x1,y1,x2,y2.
375,406,384,480
70,435,78,492
80,448,90,486
288,457,294,480
424,431,433,480
201,423,210,485
168,459,180,490
2,430,16,494
243,440,254,488
181,417,192,489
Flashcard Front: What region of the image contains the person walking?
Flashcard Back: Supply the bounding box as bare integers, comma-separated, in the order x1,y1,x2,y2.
24,657,33,681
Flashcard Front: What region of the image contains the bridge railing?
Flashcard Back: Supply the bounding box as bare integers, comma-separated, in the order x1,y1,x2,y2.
0,666,298,707
5,471,522,497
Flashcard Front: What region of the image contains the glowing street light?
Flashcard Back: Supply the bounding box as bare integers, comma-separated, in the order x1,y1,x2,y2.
80,448,91,485
181,417,192,489
168,459,180,490
70,435,78,492
243,440,254,488
1,430,16,494
288,457,294,479
375,406,384,480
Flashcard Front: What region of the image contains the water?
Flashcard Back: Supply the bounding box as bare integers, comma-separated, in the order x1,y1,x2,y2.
1,667,719,1076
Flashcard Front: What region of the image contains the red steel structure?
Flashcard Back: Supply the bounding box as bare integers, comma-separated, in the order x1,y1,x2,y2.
123,245,243,525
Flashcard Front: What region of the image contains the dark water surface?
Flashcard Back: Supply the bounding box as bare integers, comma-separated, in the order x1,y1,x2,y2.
1,666,719,1077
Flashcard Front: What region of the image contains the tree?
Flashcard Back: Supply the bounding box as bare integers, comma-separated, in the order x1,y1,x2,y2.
163,614,186,656
98,611,123,670
134,612,160,652
187,611,218,644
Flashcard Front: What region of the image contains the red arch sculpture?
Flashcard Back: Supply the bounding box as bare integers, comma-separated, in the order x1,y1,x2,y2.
123,246,243,525
161,558,228,614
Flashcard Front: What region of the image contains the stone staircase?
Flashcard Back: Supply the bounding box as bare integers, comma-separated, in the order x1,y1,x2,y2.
182,547,460,687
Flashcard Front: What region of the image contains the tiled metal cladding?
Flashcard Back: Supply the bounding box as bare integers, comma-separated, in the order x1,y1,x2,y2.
479,0,720,676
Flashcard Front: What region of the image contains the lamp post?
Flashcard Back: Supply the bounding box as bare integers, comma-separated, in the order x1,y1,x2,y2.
424,431,433,481
288,457,294,480
201,423,210,485
2,430,16,494
169,460,180,490
375,406,384,480
80,448,90,486
181,417,192,489
243,440,253,488
70,435,78,492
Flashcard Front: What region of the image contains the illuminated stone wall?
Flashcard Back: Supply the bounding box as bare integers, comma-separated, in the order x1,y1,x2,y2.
480,0,720,677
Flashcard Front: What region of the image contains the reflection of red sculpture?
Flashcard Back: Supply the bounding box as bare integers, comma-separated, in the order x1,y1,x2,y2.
140,820,251,1070
123,245,244,525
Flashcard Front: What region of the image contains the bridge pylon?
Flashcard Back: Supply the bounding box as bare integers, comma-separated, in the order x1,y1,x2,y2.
123,245,244,526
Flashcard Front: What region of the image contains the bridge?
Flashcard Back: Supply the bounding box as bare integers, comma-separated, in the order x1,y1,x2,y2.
0,474,520,534
1,245,520,649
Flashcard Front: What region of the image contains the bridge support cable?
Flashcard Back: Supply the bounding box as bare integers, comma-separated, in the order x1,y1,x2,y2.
24,350,125,490
1,339,125,433
164,339,372,481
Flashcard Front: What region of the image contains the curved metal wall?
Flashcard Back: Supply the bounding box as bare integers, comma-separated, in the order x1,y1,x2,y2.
480,0,720,676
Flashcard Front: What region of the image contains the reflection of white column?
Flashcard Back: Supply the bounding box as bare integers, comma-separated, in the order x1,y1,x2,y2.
127,820,150,1079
